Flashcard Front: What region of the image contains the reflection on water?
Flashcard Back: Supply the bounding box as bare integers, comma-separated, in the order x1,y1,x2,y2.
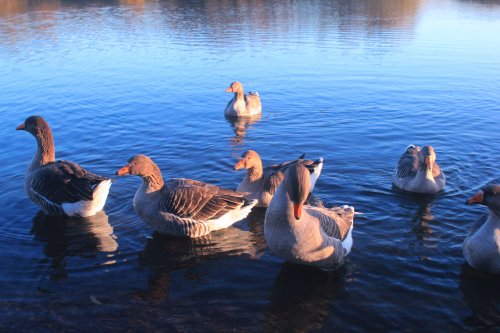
460,265,500,328
139,226,261,268
264,263,346,333
410,195,437,247
136,225,264,303
0,0,428,51
31,211,118,280
226,115,261,148
0,0,499,331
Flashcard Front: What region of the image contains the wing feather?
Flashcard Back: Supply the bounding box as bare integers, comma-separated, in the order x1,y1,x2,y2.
396,146,419,179
30,160,108,204
159,179,248,221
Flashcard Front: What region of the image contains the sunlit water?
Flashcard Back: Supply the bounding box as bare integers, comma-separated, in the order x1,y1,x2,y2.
1,0,500,331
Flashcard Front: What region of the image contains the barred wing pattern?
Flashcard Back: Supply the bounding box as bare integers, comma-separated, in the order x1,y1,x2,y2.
160,179,248,221
395,146,419,179
306,206,354,241
30,160,108,204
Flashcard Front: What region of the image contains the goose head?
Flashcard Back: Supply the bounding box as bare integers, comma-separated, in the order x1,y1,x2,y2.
467,184,500,215
116,154,157,177
234,150,262,171
225,81,243,94
284,163,310,220
418,145,437,170
406,144,420,154
16,115,52,139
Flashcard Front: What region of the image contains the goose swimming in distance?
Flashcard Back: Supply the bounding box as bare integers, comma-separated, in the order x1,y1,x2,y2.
16,116,111,217
116,154,257,238
393,144,446,194
463,184,500,274
234,150,323,207
264,163,355,269
224,81,262,117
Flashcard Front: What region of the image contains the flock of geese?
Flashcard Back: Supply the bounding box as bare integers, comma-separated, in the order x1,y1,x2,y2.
15,81,500,273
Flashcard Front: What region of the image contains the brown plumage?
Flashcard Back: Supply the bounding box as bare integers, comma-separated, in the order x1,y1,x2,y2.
224,81,262,117
264,163,355,269
393,144,446,193
116,155,257,237
17,115,111,217
234,150,323,207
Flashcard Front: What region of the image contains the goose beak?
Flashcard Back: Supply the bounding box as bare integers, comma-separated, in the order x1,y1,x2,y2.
225,87,233,93
425,156,432,169
233,160,245,171
115,164,130,176
293,203,303,220
16,122,26,131
466,191,484,205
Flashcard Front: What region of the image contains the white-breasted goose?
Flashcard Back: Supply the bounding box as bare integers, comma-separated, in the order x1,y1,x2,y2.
264,163,355,269
116,154,257,238
393,144,446,194
463,184,500,274
224,81,262,117
16,115,111,217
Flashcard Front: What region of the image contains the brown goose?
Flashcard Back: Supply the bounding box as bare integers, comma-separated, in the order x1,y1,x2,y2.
463,184,500,274
264,163,355,269
16,116,111,217
224,81,262,117
234,150,323,207
393,144,446,193
116,155,257,238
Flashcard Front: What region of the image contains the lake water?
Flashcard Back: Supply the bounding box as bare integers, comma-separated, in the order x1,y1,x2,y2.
1,0,499,331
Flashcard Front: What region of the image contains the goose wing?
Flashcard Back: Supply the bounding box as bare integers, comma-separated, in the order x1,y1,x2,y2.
31,160,108,204
160,178,248,221
263,156,321,195
306,205,354,241
396,145,419,179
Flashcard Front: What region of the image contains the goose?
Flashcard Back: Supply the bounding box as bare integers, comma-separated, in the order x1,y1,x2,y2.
393,144,446,194
234,150,323,207
16,116,111,217
116,154,257,238
463,184,500,274
264,163,355,269
224,81,262,117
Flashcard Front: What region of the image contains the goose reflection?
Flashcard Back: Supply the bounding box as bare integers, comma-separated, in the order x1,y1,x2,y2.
136,226,263,303
31,210,118,280
410,195,436,246
263,263,346,333
225,115,261,146
459,264,500,327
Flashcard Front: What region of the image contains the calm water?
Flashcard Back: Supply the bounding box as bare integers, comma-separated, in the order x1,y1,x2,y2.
1,0,500,331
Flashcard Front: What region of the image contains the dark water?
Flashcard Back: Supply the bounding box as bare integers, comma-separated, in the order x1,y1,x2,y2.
1,0,500,331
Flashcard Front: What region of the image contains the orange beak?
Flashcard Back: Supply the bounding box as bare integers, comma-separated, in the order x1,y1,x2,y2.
293,203,303,220
466,191,484,205
233,160,245,171
225,87,233,93
16,122,26,131
425,156,432,169
115,164,131,176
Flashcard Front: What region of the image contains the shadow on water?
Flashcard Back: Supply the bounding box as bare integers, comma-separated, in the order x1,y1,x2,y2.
459,264,500,329
31,211,117,281
263,262,347,333
135,225,265,303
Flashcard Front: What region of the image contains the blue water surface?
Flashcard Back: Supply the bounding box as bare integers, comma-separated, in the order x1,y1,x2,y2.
0,0,499,331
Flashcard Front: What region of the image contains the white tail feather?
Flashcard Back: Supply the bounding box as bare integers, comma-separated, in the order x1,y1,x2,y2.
62,179,112,217
309,158,324,192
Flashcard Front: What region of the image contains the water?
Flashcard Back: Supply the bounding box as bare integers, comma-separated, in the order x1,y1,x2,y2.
1,0,500,331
